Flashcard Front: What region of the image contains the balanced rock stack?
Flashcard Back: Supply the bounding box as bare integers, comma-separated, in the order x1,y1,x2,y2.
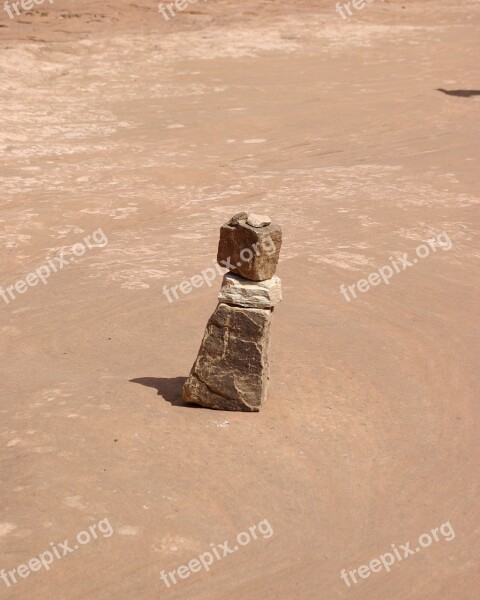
183,212,282,412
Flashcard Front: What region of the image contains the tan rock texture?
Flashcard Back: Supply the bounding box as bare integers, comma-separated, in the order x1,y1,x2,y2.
183,303,272,411
246,213,272,228
218,272,282,308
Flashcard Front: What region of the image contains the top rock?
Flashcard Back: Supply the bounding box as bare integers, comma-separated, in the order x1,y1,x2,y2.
246,214,272,228
227,212,272,228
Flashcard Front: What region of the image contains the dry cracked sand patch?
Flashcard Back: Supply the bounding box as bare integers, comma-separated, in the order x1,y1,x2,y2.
0,0,479,598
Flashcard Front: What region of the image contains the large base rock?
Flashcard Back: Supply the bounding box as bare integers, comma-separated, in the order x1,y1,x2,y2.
183,303,272,411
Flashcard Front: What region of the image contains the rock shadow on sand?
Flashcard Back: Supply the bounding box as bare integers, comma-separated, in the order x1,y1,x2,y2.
436,88,480,98
130,376,200,408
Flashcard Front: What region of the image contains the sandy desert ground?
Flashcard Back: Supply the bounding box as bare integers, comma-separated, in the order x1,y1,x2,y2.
0,0,479,598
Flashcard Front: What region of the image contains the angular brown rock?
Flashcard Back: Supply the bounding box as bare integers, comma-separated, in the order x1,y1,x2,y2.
217,215,282,282
227,212,249,226
183,303,272,411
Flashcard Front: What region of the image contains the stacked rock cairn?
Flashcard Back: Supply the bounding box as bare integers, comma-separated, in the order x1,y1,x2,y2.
182,212,283,412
